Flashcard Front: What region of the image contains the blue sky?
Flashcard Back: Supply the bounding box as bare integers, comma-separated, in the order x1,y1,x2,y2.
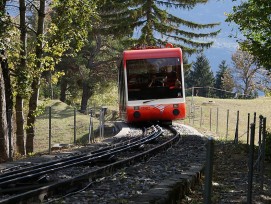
169,0,242,74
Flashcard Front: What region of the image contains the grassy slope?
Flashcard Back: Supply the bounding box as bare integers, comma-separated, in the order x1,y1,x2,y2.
183,96,271,142
35,100,99,153
34,97,271,153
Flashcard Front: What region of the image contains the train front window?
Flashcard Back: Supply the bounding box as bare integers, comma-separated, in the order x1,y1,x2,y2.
126,57,183,101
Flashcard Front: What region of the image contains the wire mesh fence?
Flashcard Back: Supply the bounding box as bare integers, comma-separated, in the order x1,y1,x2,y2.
2,104,117,156
182,97,270,145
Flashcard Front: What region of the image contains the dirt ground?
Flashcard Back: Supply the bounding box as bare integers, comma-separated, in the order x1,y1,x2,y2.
181,142,271,204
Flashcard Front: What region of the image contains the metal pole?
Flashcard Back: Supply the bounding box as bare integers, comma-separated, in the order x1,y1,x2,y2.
253,112,256,124
247,113,250,145
259,115,263,147
234,110,239,144
188,106,192,124
49,107,52,154
99,109,102,138
260,117,266,192
200,107,203,127
209,108,212,131
204,137,214,204
191,86,194,108
88,109,93,143
226,109,229,141
74,108,76,144
216,107,219,134
258,115,263,171
247,123,255,204
193,105,195,125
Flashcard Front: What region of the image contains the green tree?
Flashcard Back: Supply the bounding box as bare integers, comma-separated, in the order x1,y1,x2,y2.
226,0,271,70
215,60,234,98
230,49,269,98
187,54,215,97
221,69,235,98
1,0,14,162
101,0,220,54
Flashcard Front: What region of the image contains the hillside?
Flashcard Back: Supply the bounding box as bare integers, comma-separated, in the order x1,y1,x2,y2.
183,96,271,142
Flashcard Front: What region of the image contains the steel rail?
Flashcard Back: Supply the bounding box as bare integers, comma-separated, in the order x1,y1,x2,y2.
0,126,161,190
0,125,180,204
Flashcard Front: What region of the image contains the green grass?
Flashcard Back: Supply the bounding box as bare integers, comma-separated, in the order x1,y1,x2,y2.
34,97,271,153
34,100,118,153
182,96,271,143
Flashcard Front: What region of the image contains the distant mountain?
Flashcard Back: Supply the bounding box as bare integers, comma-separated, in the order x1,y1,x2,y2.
171,0,242,73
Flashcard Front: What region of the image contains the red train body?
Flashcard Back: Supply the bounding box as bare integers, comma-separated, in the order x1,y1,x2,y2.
118,44,186,123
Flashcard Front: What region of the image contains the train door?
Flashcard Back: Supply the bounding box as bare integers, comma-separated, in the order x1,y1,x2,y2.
118,60,127,120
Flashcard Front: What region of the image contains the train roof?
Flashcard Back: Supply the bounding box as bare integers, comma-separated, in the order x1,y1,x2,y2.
123,47,182,60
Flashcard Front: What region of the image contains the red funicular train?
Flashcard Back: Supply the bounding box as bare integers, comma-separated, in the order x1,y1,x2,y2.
118,43,186,124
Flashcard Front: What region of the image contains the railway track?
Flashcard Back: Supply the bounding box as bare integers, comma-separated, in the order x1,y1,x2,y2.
0,125,181,204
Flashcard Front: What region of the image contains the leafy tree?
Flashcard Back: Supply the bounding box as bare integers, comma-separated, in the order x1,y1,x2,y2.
215,60,234,98
56,1,129,112
101,0,220,54
230,49,268,98
1,0,14,161
187,54,215,97
221,69,235,98
226,0,271,71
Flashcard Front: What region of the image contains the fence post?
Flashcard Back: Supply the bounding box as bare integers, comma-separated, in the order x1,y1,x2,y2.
193,105,195,125
49,107,52,155
200,107,203,127
88,108,93,143
259,115,263,147
204,137,214,204
189,105,191,124
247,113,250,145
209,108,212,131
234,110,239,144
74,108,77,144
253,112,256,124
260,117,266,192
247,123,255,204
99,107,107,139
216,107,219,134
226,109,229,141
257,115,264,171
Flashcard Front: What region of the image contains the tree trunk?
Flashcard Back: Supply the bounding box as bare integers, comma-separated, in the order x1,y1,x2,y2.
26,0,45,154
15,0,27,155
15,95,25,154
80,81,93,113
26,78,39,153
2,57,14,158
60,78,68,102
0,58,8,162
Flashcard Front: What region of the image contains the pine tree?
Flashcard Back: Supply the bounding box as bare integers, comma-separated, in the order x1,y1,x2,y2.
100,0,220,54
215,60,232,98
188,54,214,97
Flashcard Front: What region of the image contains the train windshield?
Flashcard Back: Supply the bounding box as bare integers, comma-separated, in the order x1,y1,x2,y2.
126,57,183,101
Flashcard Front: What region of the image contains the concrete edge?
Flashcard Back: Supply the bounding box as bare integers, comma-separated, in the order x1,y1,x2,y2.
129,165,205,204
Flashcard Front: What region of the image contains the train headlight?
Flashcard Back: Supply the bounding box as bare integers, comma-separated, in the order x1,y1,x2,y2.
134,106,139,110
133,111,141,118
173,109,180,116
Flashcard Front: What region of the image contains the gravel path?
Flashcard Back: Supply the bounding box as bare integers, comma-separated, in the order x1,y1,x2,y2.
46,124,207,204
